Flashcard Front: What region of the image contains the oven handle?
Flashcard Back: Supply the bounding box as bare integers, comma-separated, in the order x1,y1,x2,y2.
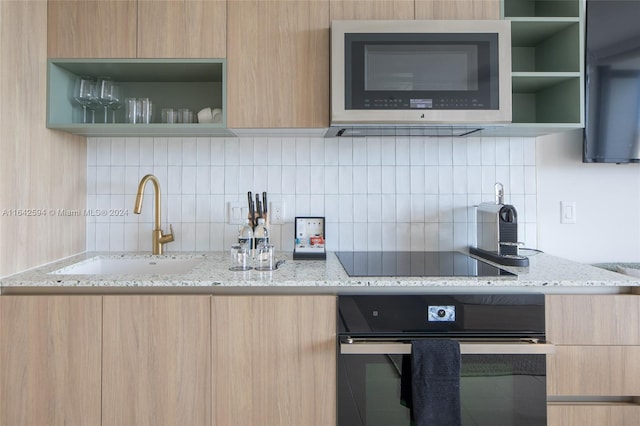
340,340,555,355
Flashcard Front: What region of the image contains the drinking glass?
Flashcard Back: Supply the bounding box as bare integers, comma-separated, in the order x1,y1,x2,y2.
108,85,122,123
73,76,97,123
97,77,115,123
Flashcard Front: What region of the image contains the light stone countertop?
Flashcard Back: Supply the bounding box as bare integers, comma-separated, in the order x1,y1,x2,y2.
2,250,639,295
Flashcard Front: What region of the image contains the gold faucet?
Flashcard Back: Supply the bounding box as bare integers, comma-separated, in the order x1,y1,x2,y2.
133,174,174,255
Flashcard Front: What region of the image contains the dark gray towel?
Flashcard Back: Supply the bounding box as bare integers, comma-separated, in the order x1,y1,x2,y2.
410,339,462,426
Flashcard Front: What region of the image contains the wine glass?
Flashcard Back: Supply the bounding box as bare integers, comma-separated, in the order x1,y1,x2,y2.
97,77,115,123
108,85,122,123
73,76,97,123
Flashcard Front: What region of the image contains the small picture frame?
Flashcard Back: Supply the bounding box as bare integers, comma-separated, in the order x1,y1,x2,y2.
293,217,326,260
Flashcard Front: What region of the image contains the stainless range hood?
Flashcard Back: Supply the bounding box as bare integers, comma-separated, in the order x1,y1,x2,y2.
324,125,484,138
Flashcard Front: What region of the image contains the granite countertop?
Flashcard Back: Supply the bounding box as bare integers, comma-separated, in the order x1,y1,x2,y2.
1,250,639,294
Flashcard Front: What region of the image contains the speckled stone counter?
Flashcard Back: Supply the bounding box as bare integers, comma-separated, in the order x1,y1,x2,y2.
2,250,639,295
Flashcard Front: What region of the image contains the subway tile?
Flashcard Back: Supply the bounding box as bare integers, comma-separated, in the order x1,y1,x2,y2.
111,138,126,165
352,139,367,166
282,138,296,165
324,138,340,166
238,138,254,166
167,138,182,166
296,137,311,166
352,166,367,194
309,137,325,166
182,138,198,166
153,138,168,166
87,134,537,253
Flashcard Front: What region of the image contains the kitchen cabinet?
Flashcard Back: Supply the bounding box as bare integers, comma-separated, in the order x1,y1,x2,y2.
137,0,226,58
212,295,337,426
0,296,102,426
548,403,640,426
102,295,211,426
330,0,414,19
47,59,231,137
546,295,640,426
48,0,225,59
227,0,330,128
48,0,137,58
415,0,500,19
503,0,584,131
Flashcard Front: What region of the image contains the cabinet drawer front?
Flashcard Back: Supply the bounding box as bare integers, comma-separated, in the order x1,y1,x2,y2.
548,346,640,396
548,403,640,426
546,295,640,345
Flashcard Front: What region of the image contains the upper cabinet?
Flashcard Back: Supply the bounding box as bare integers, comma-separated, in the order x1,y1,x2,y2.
330,0,414,20
48,0,226,59
137,1,226,58
48,0,137,58
415,0,500,19
227,0,330,128
503,0,584,131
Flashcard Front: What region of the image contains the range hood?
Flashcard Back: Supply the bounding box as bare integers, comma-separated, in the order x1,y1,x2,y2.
324,125,485,138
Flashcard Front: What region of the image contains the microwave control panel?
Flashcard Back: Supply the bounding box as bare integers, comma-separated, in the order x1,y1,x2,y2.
361,97,485,109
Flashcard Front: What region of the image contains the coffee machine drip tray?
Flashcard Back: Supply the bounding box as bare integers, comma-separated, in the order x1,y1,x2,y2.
335,251,515,278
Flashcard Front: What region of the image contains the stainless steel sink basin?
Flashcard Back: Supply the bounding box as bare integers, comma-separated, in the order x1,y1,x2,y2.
49,257,203,275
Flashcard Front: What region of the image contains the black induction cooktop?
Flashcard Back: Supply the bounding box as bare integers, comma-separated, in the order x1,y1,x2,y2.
335,251,515,277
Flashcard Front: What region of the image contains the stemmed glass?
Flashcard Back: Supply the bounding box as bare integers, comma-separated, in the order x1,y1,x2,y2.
97,77,116,123
73,76,97,123
108,85,122,123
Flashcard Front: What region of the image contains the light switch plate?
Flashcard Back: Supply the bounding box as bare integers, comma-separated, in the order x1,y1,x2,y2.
561,201,576,224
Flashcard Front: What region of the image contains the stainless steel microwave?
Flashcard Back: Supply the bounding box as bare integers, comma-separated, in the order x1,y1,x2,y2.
330,20,512,127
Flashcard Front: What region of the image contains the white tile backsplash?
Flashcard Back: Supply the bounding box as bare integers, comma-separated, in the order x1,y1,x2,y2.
86,135,537,252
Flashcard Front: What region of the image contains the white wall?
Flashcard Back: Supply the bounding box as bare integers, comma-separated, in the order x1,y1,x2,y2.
86,135,537,253
536,129,640,263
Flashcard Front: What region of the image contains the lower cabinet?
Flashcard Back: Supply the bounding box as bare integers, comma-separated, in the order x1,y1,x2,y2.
0,296,102,426
0,294,337,426
548,403,640,426
546,295,640,426
212,295,337,426
102,295,211,426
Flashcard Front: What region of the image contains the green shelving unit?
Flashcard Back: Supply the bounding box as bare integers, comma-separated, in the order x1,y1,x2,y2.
502,0,585,133
47,59,233,137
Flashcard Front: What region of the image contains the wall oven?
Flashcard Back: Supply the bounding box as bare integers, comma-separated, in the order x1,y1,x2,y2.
338,294,553,426
330,19,512,130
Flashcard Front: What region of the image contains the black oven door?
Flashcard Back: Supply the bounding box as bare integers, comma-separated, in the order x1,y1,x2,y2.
338,351,547,426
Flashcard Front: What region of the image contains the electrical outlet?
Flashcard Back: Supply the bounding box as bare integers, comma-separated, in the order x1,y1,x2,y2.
270,202,285,224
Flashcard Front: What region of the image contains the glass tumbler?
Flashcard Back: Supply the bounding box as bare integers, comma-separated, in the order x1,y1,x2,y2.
229,243,252,271
255,243,275,271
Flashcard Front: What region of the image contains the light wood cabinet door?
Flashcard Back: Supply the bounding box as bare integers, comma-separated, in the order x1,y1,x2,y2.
102,295,211,426
212,295,336,426
137,0,226,58
47,0,137,58
330,0,414,19
227,0,330,128
548,403,640,426
415,0,500,19
546,295,640,345
547,346,640,396
0,296,102,426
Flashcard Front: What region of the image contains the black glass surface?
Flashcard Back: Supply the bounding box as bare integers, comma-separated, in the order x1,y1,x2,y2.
335,251,514,277
584,0,640,163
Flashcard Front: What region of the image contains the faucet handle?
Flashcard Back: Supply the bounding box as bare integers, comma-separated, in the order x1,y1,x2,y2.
160,224,175,244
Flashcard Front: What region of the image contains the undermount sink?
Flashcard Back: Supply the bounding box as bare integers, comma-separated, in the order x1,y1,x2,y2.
49,257,203,276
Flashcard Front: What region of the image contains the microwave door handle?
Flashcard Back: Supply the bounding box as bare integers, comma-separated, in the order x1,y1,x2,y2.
339,341,555,355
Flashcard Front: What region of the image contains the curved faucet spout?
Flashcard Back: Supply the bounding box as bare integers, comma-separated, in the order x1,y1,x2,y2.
134,174,174,254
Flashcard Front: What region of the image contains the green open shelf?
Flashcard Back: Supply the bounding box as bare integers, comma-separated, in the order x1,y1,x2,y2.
47,59,232,137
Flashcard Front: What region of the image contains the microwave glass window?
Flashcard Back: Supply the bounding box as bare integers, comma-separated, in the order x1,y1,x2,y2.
364,45,479,92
